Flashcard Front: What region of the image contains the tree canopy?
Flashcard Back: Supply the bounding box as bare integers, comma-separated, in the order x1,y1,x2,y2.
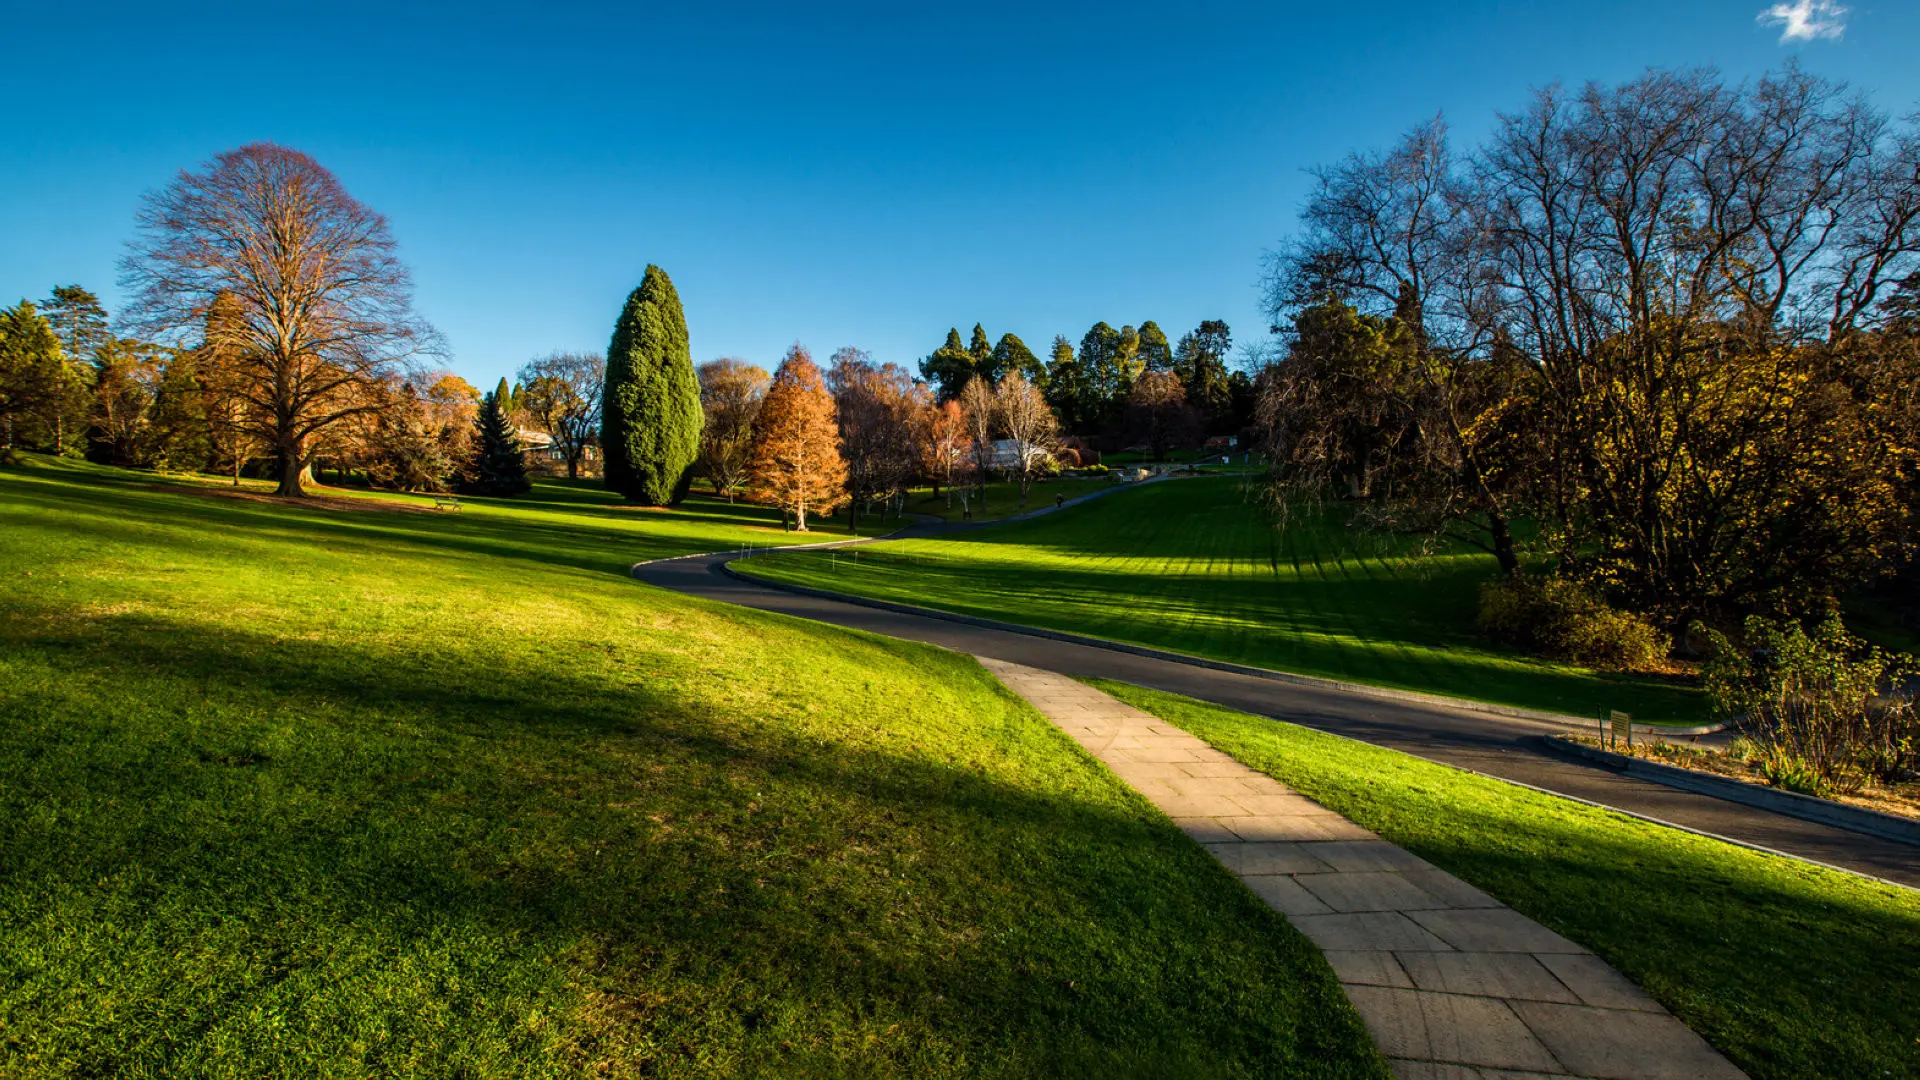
603,264,702,505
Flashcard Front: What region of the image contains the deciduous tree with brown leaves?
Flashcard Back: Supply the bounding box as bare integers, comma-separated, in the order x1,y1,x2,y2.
119,143,440,496
696,358,770,500
748,345,846,531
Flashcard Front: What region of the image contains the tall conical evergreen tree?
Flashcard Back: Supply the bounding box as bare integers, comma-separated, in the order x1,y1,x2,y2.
493,377,514,415
602,265,702,504
463,391,531,495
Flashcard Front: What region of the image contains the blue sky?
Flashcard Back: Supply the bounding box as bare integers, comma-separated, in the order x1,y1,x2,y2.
3,1,1914,387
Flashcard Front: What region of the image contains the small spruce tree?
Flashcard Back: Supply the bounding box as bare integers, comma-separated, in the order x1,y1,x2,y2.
462,391,531,496
602,264,702,504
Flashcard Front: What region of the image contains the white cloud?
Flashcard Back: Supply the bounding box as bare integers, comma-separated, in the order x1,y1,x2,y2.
1757,0,1849,42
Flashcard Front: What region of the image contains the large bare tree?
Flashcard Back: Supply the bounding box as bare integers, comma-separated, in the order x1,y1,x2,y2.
120,143,440,496
994,371,1059,510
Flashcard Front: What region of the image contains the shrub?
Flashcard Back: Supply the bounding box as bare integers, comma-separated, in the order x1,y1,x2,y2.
1478,575,1667,670
1702,614,1918,794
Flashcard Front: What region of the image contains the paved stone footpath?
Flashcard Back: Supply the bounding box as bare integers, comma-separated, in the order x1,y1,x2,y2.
978,657,1746,1080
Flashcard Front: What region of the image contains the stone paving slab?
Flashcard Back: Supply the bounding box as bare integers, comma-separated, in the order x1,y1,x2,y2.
976,656,1746,1080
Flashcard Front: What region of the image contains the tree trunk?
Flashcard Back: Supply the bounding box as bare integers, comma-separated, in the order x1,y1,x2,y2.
567,453,580,480
275,441,308,496
794,500,808,532
1489,511,1519,577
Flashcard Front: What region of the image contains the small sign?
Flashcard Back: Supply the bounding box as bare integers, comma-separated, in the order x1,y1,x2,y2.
1609,710,1633,750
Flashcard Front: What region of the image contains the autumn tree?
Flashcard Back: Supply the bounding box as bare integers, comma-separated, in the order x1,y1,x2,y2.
517,351,605,479
88,338,169,465
748,345,846,530
828,347,920,529
1125,369,1200,462
696,358,770,500
1263,66,1920,622
921,398,970,506
119,144,440,496
995,371,1059,509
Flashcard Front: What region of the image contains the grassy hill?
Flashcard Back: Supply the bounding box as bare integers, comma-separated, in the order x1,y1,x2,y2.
744,475,1708,724
0,457,1382,1078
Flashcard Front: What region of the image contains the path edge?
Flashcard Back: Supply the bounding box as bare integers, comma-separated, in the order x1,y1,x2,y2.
1543,735,1920,847
720,560,1727,737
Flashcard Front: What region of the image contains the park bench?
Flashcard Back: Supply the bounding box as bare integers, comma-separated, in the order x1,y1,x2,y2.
432,494,461,512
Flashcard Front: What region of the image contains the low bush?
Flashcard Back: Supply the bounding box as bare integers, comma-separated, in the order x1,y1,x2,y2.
1478,574,1667,670
1703,614,1918,794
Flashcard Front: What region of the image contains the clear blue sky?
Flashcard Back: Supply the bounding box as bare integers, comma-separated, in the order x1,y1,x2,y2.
3,1,1914,388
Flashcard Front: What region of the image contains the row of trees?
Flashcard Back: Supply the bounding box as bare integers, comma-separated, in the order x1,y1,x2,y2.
1259,63,1920,640
917,320,1253,440
689,346,1064,530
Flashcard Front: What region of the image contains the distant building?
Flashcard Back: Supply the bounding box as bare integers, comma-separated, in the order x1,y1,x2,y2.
984,439,1054,471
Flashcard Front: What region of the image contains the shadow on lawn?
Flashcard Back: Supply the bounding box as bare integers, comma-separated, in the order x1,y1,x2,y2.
4,465,793,579
0,601,1377,1077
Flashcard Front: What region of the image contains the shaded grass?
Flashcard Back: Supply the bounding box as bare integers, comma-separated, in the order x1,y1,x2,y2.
1087,679,1920,1080
0,456,1382,1078
746,476,1707,723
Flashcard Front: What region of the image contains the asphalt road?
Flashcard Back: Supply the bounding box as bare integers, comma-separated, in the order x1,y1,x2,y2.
635,545,1920,889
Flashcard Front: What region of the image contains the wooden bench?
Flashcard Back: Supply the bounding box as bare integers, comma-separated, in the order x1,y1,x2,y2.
432,494,461,512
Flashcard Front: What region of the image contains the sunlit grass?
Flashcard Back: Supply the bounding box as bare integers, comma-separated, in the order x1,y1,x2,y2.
1089,679,1920,1080
746,476,1708,723
0,456,1382,1078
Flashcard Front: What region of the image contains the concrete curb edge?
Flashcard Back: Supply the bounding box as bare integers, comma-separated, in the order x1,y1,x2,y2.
1542,735,1920,848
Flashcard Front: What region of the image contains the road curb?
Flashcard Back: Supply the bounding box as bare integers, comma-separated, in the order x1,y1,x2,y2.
720,561,1726,737
1542,735,1920,847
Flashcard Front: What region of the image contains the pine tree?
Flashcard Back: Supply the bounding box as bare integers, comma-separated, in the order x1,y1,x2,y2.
748,344,846,531
493,377,514,416
991,333,1045,388
602,264,703,504
462,391,531,495
919,327,976,402
968,324,994,377
1136,321,1174,372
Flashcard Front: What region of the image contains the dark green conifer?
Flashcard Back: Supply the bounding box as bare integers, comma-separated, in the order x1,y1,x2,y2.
602,265,702,504
463,391,531,496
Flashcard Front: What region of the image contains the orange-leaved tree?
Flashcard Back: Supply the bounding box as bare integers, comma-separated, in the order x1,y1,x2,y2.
748,344,846,530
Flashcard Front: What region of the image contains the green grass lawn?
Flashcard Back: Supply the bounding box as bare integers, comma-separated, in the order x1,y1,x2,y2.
1087,680,1920,1080
744,475,1708,723
0,456,1383,1079
896,476,1122,522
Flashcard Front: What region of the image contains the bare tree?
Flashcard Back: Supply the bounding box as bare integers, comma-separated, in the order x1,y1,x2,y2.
696,358,770,500
995,372,1059,510
120,143,440,496
1125,369,1201,461
958,375,997,510
517,351,605,479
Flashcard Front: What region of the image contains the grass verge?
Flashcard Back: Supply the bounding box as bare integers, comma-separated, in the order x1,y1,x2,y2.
744,475,1707,723
1087,678,1920,1080
0,456,1382,1078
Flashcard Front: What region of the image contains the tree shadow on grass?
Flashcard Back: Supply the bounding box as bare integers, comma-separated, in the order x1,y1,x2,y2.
0,602,1384,1078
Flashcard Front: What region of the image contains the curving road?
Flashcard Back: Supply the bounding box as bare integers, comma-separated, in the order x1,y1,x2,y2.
635,528,1919,889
